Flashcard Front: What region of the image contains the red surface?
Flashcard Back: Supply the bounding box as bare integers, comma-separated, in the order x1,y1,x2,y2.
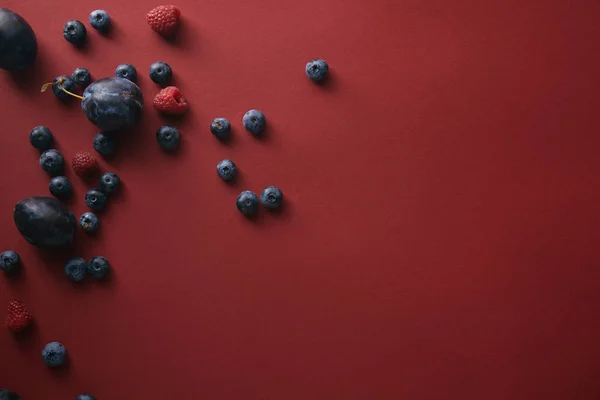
1,0,600,398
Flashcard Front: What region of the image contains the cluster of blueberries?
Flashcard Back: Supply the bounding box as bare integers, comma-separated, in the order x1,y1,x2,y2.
63,10,111,46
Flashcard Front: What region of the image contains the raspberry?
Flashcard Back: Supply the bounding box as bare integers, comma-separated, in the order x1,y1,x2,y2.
72,151,98,178
153,86,188,115
5,300,32,332
146,5,181,37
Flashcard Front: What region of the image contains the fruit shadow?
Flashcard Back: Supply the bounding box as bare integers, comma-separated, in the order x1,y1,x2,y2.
46,356,73,380
313,70,339,93
160,19,197,52
3,263,27,286
12,319,43,352
32,236,91,283
6,45,51,93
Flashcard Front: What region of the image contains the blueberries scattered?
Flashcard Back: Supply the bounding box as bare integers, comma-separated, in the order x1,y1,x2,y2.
85,188,107,211
306,59,329,82
42,342,67,367
115,63,137,82
29,126,53,151
52,75,76,101
80,212,99,233
93,131,116,157
0,251,20,274
64,258,87,282
156,125,180,150
260,186,283,209
99,172,120,193
72,68,91,87
243,109,266,135
88,256,110,279
236,190,259,215
63,20,86,45
216,159,237,182
89,9,110,32
149,61,172,85
40,149,65,176
210,117,231,140
77,394,97,400
49,176,73,199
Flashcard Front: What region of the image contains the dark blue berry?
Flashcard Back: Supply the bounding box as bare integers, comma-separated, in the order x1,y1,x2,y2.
89,9,110,31
149,61,172,85
42,342,67,367
242,110,266,135
63,20,86,45
306,59,329,81
49,176,73,199
85,189,107,211
236,191,259,215
115,63,137,82
72,68,91,87
0,389,22,400
51,75,76,101
40,149,65,176
0,251,20,274
216,159,237,181
210,117,231,140
29,126,53,151
156,125,180,150
260,186,283,209
64,258,87,282
77,395,96,400
99,172,120,193
93,132,116,156
79,212,99,233
88,256,110,278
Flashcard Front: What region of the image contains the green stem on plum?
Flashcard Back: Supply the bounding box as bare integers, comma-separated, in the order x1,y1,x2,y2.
40,77,84,100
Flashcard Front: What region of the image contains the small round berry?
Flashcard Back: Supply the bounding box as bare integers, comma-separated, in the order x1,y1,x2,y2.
77,394,97,400
85,189,107,211
242,110,266,135
236,191,259,215
49,176,73,199
29,126,53,151
216,159,237,181
149,61,172,85
52,75,76,101
63,20,86,45
64,258,87,282
72,68,91,87
260,186,283,209
306,59,329,82
0,250,20,274
40,149,65,176
42,342,67,367
156,125,180,150
89,10,111,31
210,118,231,140
99,172,120,193
88,256,110,279
79,212,99,233
93,132,116,157
115,63,137,82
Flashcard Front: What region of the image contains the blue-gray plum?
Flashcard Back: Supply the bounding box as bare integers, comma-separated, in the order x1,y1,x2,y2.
13,197,76,249
0,9,37,70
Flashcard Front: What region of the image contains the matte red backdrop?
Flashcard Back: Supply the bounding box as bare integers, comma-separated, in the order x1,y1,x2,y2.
1,0,600,398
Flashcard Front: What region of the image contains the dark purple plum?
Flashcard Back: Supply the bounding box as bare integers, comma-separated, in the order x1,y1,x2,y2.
13,196,76,249
0,8,37,70
81,77,143,132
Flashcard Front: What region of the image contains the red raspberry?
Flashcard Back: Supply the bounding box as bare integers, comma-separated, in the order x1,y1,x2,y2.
146,5,181,37
72,151,98,178
153,86,188,115
5,300,32,332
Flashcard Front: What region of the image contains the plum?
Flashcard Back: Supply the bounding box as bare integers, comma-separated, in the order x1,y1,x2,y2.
0,8,37,70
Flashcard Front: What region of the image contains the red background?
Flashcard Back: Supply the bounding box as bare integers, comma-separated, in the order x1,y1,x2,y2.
1,0,600,398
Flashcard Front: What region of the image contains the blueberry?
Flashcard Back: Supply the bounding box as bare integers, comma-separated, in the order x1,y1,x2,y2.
63,20,86,45
242,110,266,135
77,394,96,400
99,172,120,193
51,75,76,101
88,256,110,278
216,159,237,181
49,176,73,199
210,118,231,140
156,125,180,150
42,342,67,367
115,63,137,82
305,59,329,82
0,389,22,400
79,212,99,233
149,61,172,85
0,251,20,274
236,191,259,215
29,126,53,151
89,9,110,31
93,131,116,156
85,189,107,211
260,186,283,209
72,68,91,87
40,149,65,176
64,258,87,282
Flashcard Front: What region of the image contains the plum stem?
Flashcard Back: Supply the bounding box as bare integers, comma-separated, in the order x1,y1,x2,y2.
40,78,84,100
